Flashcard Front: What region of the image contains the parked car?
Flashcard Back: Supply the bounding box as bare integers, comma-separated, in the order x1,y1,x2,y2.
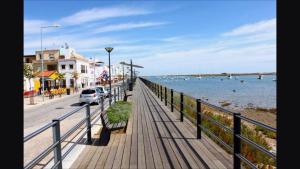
96,86,109,98
79,88,102,105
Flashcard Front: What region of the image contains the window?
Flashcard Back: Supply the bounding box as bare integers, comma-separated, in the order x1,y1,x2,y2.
61,64,66,70
81,65,85,73
49,54,55,60
69,64,73,69
81,89,95,94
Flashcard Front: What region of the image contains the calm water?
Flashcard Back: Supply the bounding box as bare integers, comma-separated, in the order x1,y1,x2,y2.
145,75,276,109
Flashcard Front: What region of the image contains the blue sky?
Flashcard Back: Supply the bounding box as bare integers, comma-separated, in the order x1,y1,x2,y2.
24,0,276,75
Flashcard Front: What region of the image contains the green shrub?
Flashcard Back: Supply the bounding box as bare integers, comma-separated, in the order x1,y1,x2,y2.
106,101,132,123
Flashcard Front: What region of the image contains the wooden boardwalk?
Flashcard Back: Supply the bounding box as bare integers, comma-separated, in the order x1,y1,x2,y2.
70,79,233,169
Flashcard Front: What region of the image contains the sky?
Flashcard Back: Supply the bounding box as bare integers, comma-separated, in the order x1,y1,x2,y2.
24,0,276,76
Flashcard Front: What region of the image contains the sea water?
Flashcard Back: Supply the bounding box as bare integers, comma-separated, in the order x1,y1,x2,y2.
145,75,276,109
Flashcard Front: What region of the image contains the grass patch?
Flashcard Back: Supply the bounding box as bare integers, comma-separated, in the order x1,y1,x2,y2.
255,126,276,139
107,101,132,123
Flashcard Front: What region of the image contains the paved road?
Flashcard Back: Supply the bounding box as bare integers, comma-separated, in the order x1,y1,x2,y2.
24,85,124,167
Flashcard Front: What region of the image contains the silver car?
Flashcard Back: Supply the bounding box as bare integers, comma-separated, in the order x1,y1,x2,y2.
79,88,102,105
96,86,109,98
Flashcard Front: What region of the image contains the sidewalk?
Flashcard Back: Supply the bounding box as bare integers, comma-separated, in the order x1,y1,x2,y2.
24,90,82,111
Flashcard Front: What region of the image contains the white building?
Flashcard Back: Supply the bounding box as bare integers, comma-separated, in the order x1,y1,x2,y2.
58,47,97,89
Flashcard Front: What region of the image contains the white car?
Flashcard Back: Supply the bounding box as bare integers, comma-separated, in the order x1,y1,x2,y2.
79,88,102,105
96,86,109,98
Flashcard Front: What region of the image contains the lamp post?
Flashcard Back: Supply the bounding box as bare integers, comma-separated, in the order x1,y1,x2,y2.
40,24,60,101
105,47,113,106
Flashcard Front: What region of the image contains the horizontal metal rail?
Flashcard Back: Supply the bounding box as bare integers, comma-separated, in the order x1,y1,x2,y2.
201,113,233,133
60,118,87,142
199,125,233,152
24,141,60,169
57,104,88,121
237,115,276,133
235,154,257,169
236,134,276,159
201,100,236,115
24,121,57,142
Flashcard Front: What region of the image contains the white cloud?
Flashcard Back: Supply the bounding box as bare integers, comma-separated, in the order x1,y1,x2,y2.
24,20,49,34
59,6,151,25
222,18,276,36
93,22,168,33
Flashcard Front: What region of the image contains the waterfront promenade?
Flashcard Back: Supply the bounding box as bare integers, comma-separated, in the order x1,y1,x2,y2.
71,78,232,169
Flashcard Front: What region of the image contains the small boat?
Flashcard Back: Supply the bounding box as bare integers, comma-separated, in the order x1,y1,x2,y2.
273,78,276,81
228,74,232,79
258,74,263,80
196,76,202,79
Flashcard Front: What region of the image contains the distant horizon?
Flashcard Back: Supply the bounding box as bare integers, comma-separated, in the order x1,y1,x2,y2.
140,72,276,77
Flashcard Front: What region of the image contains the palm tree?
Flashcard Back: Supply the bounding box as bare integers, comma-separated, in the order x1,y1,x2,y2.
72,71,79,92
24,64,35,104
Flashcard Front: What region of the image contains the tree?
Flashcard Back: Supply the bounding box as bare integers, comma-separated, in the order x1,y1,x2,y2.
56,73,65,88
24,64,35,104
72,71,79,92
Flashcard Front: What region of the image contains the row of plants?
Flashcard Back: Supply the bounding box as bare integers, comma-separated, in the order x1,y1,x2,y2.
151,83,276,169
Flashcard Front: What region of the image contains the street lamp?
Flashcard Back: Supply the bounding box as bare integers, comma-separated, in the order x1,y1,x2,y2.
105,47,113,106
40,24,60,101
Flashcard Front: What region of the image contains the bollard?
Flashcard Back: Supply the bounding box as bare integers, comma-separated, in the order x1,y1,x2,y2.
196,99,202,139
114,88,116,103
85,104,92,144
233,113,241,169
180,92,184,122
171,89,174,112
165,87,167,106
52,119,63,169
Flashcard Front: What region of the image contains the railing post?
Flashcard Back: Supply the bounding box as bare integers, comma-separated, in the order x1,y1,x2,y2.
165,87,167,106
180,92,184,122
160,85,163,102
52,119,62,169
117,86,120,101
233,113,241,169
85,104,92,144
157,85,160,98
196,99,202,139
114,88,116,103
101,96,104,111
171,89,174,112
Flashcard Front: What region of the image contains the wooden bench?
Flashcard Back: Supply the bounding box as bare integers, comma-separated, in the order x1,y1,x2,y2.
100,111,128,132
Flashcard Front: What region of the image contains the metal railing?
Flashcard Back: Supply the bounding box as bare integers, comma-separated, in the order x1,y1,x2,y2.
140,77,276,169
24,85,125,169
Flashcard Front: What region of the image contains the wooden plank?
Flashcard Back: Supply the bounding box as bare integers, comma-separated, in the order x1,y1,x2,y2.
120,96,134,169
141,80,173,169
94,134,116,169
86,146,104,169
76,141,99,168
104,134,122,168
140,100,155,169
142,94,164,169
112,134,126,169
70,145,93,168
129,94,138,169
137,96,146,169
